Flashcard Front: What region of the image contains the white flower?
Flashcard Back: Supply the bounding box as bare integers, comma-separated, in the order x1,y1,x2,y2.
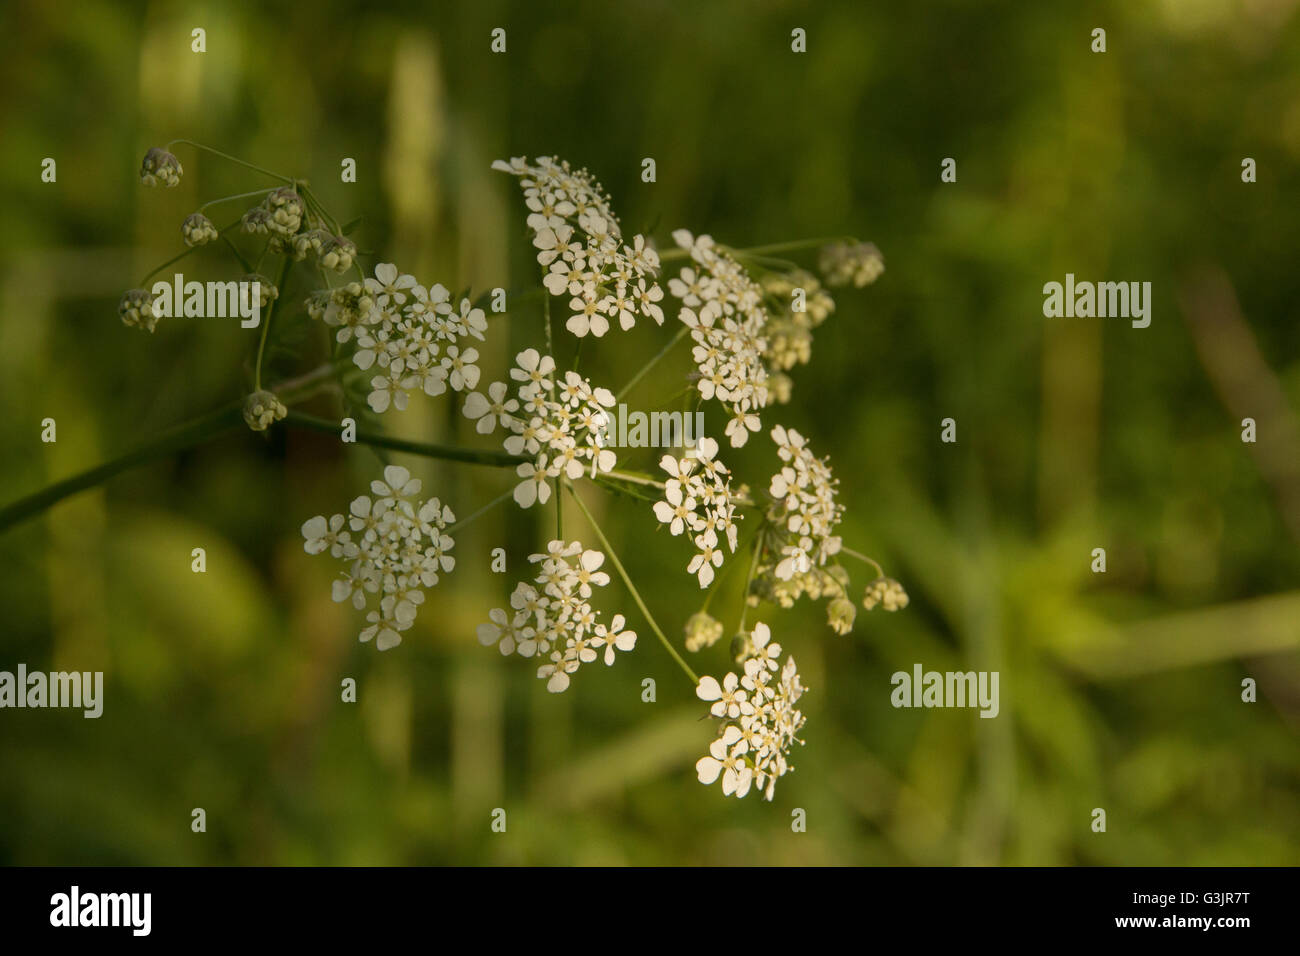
462,381,518,434
589,613,637,665
495,156,664,336
696,621,807,801
480,539,634,692
301,469,456,650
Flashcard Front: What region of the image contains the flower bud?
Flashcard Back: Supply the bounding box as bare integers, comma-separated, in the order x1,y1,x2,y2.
827,595,856,635
863,576,908,612
320,235,356,274
240,274,278,308
118,288,158,332
181,212,219,247
243,390,287,431
266,187,305,235
241,205,272,235
684,612,724,652
139,147,183,187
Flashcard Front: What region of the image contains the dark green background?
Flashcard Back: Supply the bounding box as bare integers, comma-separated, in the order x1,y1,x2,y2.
1,0,1297,864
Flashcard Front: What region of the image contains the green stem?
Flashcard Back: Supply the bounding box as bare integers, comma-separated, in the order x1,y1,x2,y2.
283,411,527,468
447,488,514,535
0,405,244,533
138,214,242,285
657,235,857,265
254,257,293,391
615,325,687,401
737,528,765,632
221,234,252,273
566,485,699,685
166,140,294,184
199,188,276,213
840,546,885,578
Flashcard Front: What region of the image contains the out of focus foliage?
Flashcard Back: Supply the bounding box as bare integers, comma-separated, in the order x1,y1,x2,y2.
1,0,1297,865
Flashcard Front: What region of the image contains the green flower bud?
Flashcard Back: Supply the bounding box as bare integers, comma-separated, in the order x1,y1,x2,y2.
243,390,287,432
139,147,183,187
684,611,724,652
118,288,158,332
181,212,219,247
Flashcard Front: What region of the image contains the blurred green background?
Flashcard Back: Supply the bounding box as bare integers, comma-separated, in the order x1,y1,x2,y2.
2,0,1298,865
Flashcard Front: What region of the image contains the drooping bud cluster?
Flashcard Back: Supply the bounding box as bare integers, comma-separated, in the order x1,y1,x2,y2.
139,147,183,187
242,390,287,432
818,240,885,288
118,288,158,332
181,212,220,247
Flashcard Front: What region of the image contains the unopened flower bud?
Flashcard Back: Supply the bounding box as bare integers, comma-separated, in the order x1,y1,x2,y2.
863,576,908,612
118,288,158,332
243,390,287,431
827,595,856,635
181,212,219,247
684,611,724,652
241,205,272,235
320,235,356,274
240,274,278,308
139,147,183,187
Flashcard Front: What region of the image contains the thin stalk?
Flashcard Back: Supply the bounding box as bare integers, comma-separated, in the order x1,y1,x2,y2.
0,404,244,533
567,485,698,685
615,325,687,401
447,488,514,535
283,411,526,468
840,545,885,578
254,256,293,391
199,188,276,213
166,140,294,184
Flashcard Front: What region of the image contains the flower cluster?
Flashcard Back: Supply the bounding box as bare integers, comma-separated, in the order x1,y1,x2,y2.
463,349,618,507
763,425,844,580
695,622,806,800
139,147,183,187
118,288,158,332
863,576,909,612
669,230,771,447
818,241,885,288
652,436,743,586
181,212,219,247
759,269,837,394
301,465,455,651
478,539,636,692
310,263,488,414
493,156,664,338
242,389,286,432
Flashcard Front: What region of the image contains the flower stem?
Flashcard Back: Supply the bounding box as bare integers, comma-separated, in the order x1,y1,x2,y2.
166,140,294,184
282,411,527,468
198,188,276,213
447,488,513,535
0,404,244,533
840,545,885,578
656,235,856,265
566,484,699,685
615,325,687,401
254,257,293,391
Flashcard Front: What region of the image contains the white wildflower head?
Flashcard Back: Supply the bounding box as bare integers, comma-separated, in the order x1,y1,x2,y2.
313,263,487,414
463,349,617,508
652,436,742,587
695,622,806,801
669,230,770,447
493,156,664,337
301,465,455,651
762,424,843,584
477,539,636,692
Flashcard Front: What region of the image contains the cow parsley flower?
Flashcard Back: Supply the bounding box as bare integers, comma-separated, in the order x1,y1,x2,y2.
311,263,487,414
478,539,636,691
652,436,743,585
493,156,664,337
463,349,617,508
695,622,806,801
669,230,770,447
300,465,455,651
764,425,843,581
